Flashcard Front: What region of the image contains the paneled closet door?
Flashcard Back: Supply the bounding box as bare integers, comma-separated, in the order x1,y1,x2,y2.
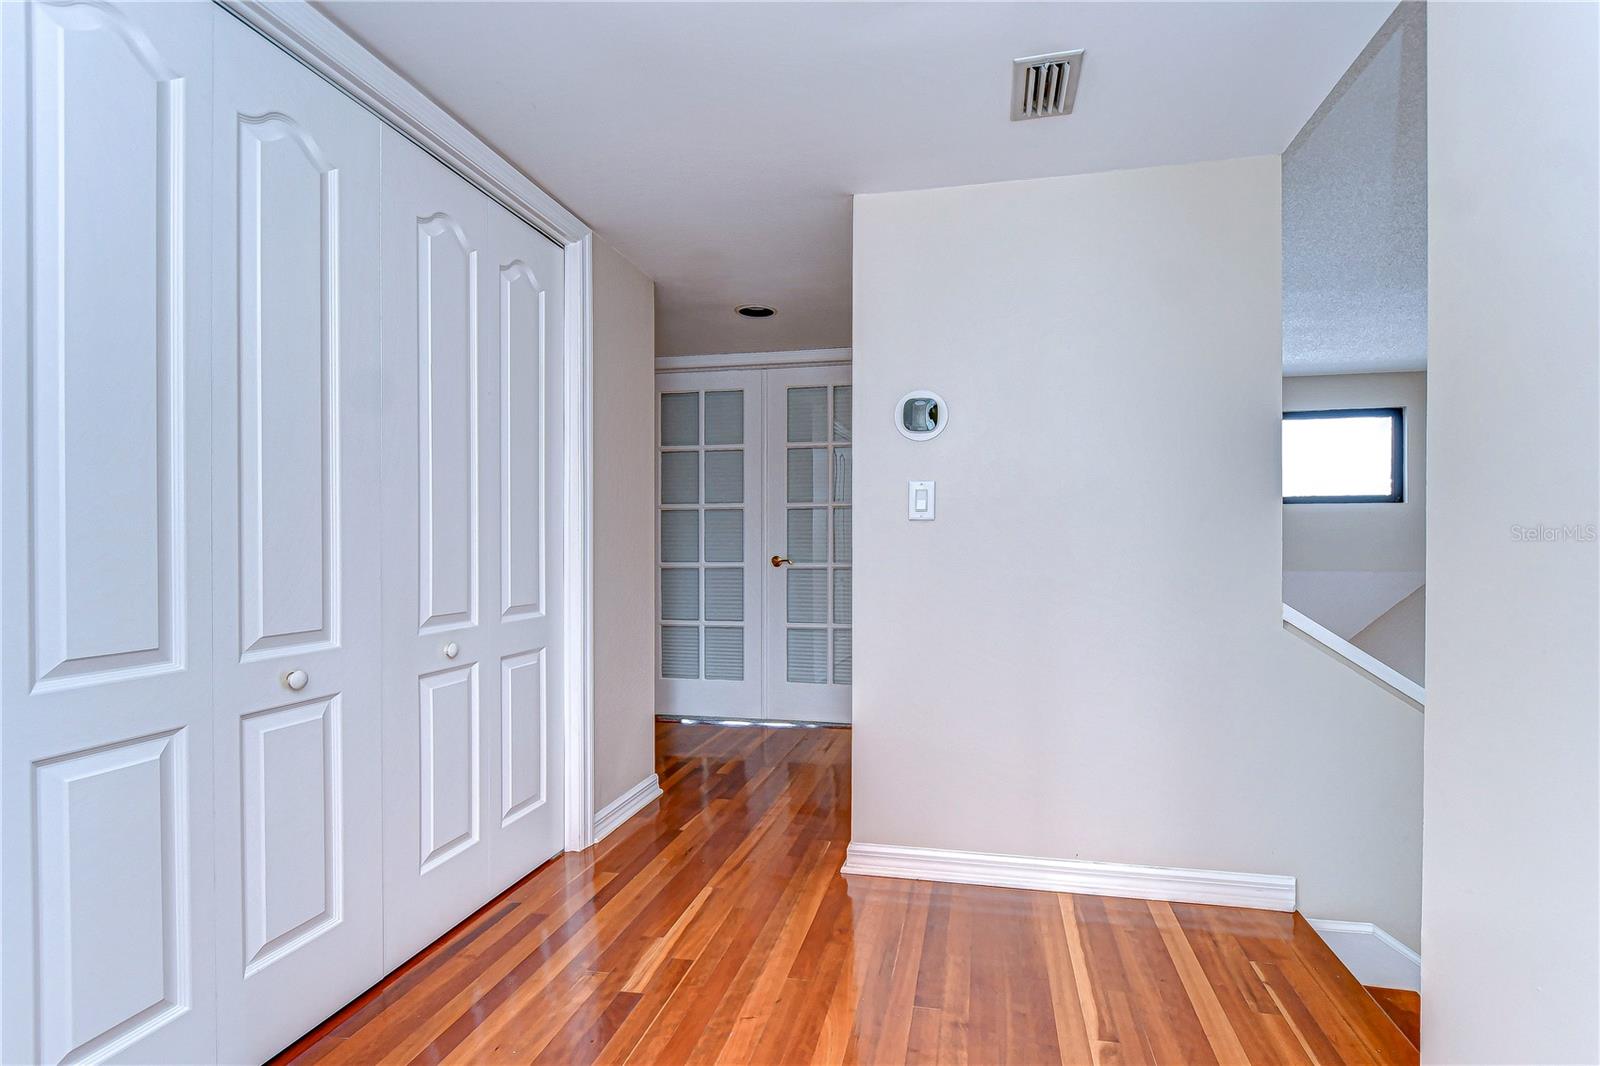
0,3,218,1063
379,129,566,970
655,370,764,718
762,367,852,723
209,13,384,1063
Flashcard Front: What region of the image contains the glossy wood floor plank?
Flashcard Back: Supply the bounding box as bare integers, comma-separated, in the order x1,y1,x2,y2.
274,721,1417,1066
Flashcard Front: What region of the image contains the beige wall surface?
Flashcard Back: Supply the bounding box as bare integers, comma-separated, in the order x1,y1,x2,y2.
591,238,658,810
1422,3,1599,1062
852,157,1424,947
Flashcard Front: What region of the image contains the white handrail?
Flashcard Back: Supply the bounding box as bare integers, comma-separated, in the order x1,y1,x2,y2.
1282,603,1426,708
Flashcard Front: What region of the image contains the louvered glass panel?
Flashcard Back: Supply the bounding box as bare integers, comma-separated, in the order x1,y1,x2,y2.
787,448,828,504
833,629,853,685
787,386,828,443
661,568,699,620
832,386,852,442
833,569,851,624
705,568,743,621
832,448,851,503
704,450,744,504
661,625,699,679
704,390,743,445
787,508,827,563
660,452,698,504
661,393,699,446
833,507,852,564
786,570,827,624
660,510,699,563
787,628,828,684
704,627,744,681
704,509,743,562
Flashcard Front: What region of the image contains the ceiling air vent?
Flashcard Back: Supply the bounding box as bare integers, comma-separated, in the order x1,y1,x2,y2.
1011,50,1084,121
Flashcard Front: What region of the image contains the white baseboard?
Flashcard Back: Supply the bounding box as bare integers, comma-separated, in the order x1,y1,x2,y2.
591,774,663,844
1307,919,1421,991
841,842,1296,911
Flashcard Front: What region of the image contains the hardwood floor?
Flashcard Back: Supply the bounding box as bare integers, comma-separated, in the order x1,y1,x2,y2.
274,720,1418,1065
1364,988,1421,1052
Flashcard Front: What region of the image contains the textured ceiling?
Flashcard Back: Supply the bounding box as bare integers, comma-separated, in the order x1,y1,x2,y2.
1283,4,1427,376
321,1,1397,357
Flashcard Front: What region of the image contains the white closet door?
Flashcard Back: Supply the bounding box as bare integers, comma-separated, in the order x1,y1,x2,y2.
0,3,218,1063
379,130,565,969
762,368,852,723
209,12,384,1063
655,370,764,718
480,193,567,894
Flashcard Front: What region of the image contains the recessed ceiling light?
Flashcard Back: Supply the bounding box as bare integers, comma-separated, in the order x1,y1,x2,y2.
736,305,776,319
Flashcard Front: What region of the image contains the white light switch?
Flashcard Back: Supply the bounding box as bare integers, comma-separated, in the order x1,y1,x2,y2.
908,480,936,521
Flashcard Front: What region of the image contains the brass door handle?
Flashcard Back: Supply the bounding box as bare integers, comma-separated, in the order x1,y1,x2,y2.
770,555,792,568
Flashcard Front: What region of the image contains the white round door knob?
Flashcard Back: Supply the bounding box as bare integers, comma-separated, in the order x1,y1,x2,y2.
444,641,459,659
283,669,309,692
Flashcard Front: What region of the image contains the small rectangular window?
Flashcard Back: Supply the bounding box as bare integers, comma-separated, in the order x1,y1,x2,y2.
1283,408,1403,503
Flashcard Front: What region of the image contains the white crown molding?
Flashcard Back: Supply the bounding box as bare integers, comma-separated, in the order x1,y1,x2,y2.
592,774,663,844
1307,918,1421,992
656,348,852,373
1282,603,1426,708
842,843,1296,912
220,0,589,243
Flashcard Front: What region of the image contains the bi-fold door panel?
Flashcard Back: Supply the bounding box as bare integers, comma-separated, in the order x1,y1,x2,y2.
655,372,764,718
380,129,565,971
209,12,385,1065
0,2,218,1063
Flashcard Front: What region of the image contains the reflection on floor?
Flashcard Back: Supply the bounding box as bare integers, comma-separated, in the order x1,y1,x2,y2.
274,720,1418,1065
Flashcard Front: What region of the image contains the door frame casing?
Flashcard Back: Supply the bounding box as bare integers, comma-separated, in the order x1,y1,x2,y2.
221,0,600,851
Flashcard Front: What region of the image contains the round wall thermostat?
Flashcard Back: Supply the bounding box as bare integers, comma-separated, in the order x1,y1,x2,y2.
895,390,947,441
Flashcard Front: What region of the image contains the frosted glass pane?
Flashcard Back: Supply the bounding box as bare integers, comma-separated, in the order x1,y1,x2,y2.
660,510,698,563
661,452,698,504
661,568,699,620
787,448,828,504
787,569,827,624
704,509,743,562
661,393,698,446
833,569,851,624
661,626,699,679
787,508,827,563
705,450,744,504
787,629,828,684
832,386,852,442
833,507,852,564
787,386,827,443
705,568,743,621
705,627,743,681
833,629,852,685
832,448,851,503
704,390,743,445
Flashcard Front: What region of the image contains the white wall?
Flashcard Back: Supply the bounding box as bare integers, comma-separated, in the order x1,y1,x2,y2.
591,238,658,809
1283,371,1426,574
1282,372,1426,677
1352,586,1424,685
853,156,1424,948
1423,4,1599,1062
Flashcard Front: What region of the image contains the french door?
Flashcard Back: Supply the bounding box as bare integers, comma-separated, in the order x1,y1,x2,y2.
762,368,852,723
656,365,850,724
